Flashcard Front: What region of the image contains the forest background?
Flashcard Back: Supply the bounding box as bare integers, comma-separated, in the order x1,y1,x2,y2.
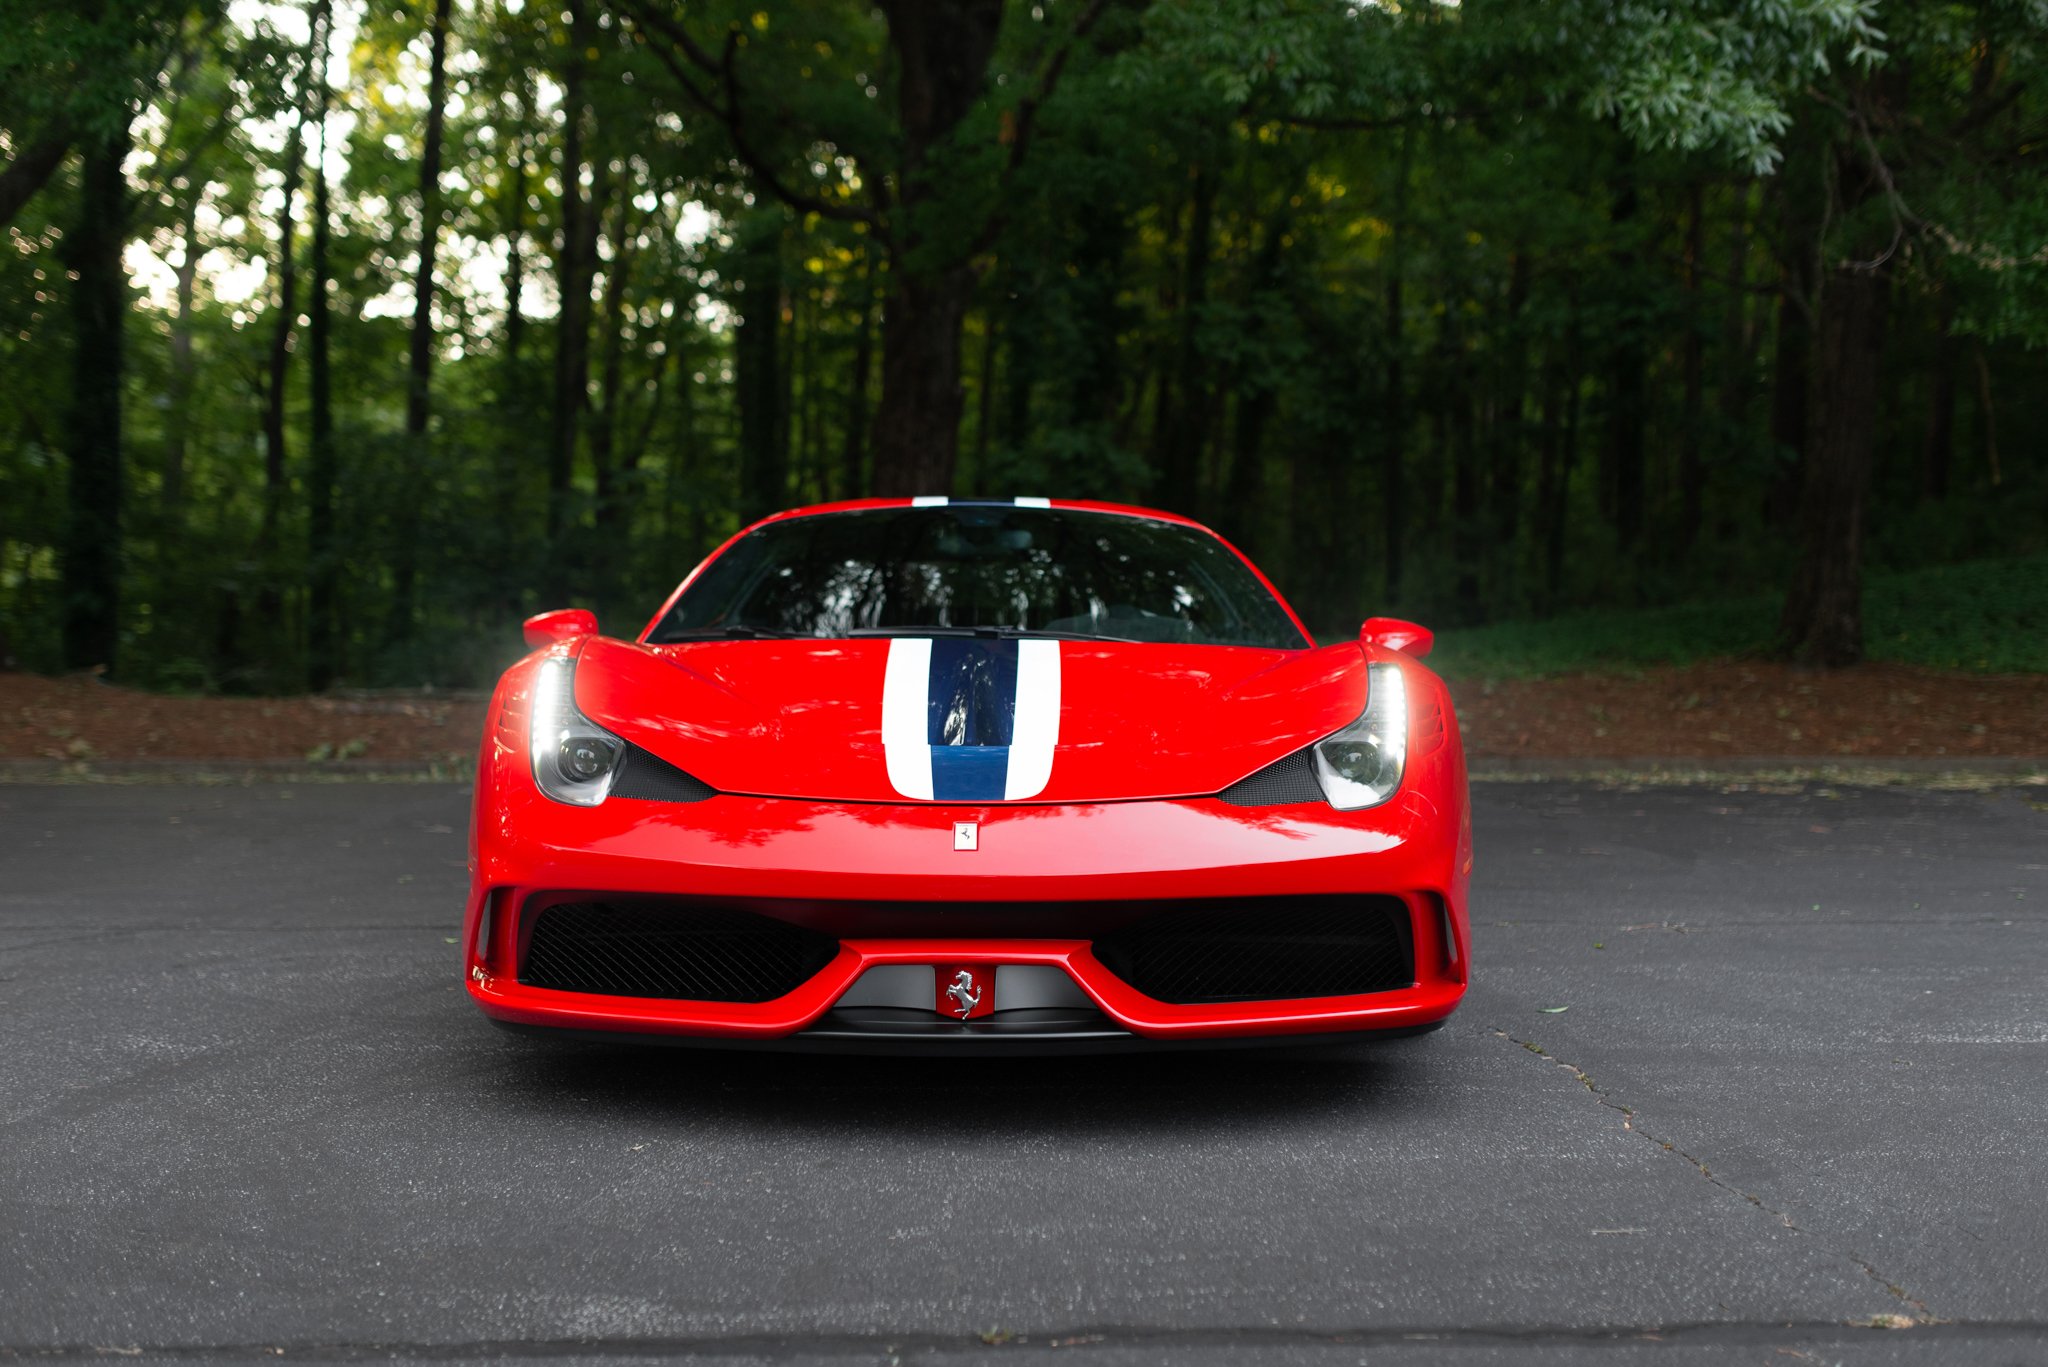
1,0,2043,696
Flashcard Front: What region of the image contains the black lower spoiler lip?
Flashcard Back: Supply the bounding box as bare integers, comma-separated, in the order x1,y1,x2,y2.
488,1010,1448,1058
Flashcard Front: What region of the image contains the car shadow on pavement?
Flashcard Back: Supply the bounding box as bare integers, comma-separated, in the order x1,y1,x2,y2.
472,1033,1447,1137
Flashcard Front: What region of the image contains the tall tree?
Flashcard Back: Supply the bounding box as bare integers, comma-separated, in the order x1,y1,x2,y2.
1779,80,1897,667
620,0,1110,496
60,121,132,671
306,9,339,691
405,0,454,436
387,0,454,646
548,0,597,561
733,212,786,523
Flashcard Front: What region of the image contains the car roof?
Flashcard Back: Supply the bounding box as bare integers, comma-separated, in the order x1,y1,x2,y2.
743,496,1208,532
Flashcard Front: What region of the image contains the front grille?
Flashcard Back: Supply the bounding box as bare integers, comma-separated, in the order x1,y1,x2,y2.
1092,895,1413,1003
1218,748,1322,806
520,900,838,1002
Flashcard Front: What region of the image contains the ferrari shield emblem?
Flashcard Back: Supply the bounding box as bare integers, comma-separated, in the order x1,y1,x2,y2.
953,821,979,851
938,965,994,1020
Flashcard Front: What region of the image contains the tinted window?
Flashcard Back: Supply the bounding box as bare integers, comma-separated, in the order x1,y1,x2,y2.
648,505,1306,648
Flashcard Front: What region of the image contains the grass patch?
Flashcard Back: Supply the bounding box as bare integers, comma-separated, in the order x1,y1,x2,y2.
1427,556,2048,679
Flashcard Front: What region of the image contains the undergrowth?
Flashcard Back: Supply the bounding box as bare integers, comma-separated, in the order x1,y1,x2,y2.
1424,556,2048,679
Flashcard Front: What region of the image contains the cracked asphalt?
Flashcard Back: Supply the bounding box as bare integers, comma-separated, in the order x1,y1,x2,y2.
1,778,2044,1366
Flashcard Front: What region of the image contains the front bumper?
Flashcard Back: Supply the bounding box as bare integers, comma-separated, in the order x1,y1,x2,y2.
465,787,1471,1050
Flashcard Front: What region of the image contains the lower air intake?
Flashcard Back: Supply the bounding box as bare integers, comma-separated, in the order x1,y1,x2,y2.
1092,895,1413,1004
520,900,838,1002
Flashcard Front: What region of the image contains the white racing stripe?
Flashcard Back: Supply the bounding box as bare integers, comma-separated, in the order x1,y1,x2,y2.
881,637,935,800
911,495,948,507
1013,496,1051,508
1004,639,1061,799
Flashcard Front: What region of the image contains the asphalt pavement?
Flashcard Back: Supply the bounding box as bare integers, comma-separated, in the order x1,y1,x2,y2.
1,778,2044,1366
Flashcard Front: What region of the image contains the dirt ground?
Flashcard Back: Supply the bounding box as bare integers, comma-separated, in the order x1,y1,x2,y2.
2,660,2044,766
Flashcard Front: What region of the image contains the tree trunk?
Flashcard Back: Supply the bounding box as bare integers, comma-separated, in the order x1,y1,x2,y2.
590,185,632,531
1973,345,2000,488
1716,178,1755,435
1445,310,1481,621
1779,123,1893,669
969,311,997,493
307,78,339,691
1676,183,1706,556
1381,128,1412,603
1152,165,1217,513
503,122,527,367
866,0,1004,496
773,270,795,492
259,50,313,568
405,0,453,437
495,91,532,602
870,266,976,496
1544,358,1582,609
60,122,130,672
1064,197,1127,438
1000,272,1040,455
1919,286,1957,500
246,7,322,682
1490,249,1531,556
735,215,786,523
1766,128,1825,528
548,0,596,553
163,188,200,516
385,0,450,650
0,121,73,230
1533,360,1564,608
1601,175,1647,556
1216,209,1288,556
1779,260,1887,666
840,246,876,500
1765,285,1811,525
624,309,678,478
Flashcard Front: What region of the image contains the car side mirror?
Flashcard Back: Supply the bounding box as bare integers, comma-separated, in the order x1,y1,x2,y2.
523,608,599,650
1361,616,1434,659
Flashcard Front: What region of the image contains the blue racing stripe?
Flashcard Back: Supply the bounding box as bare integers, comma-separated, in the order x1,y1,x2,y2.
929,746,1009,802
925,638,1020,801
926,638,1019,747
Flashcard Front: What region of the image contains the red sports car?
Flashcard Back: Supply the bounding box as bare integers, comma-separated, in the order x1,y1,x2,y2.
464,498,1470,1052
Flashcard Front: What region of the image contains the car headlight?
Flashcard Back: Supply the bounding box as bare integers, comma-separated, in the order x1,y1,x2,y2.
529,656,624,806
1313,662,1408,810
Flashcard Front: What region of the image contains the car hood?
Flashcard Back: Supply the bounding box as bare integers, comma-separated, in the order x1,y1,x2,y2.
572,634,1368,804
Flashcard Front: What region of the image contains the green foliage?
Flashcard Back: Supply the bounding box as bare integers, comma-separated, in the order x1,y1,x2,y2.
1574,0,1887,173
1430,556,2048,678
1,0,2043,691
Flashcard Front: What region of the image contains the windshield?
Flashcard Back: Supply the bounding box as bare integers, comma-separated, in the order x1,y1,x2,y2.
647,505,1308,648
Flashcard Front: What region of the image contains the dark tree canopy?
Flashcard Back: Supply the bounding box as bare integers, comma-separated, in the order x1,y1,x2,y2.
0,0,2042,689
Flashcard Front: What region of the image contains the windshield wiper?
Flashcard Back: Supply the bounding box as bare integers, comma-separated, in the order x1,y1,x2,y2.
653,625,804,642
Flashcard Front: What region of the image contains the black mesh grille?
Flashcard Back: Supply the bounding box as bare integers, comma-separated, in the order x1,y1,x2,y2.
1093,895,1413,1003
1217,748,1323,806
609,746,717,802
520,901,837,1002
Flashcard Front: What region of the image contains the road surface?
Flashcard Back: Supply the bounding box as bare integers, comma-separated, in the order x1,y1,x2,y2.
2,779,2043,1364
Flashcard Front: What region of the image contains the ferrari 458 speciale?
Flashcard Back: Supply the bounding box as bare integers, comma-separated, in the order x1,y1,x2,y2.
465,497,1470,1051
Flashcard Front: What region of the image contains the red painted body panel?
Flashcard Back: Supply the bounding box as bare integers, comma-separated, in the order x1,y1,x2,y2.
575,633,1367,804
469,497,1472,1047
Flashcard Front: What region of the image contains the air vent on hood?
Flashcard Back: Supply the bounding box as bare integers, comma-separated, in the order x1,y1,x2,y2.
609,746,717,802
1217,748,1322,806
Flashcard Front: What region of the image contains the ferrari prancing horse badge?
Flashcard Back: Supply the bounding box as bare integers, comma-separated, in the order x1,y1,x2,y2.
938,965,994,1020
